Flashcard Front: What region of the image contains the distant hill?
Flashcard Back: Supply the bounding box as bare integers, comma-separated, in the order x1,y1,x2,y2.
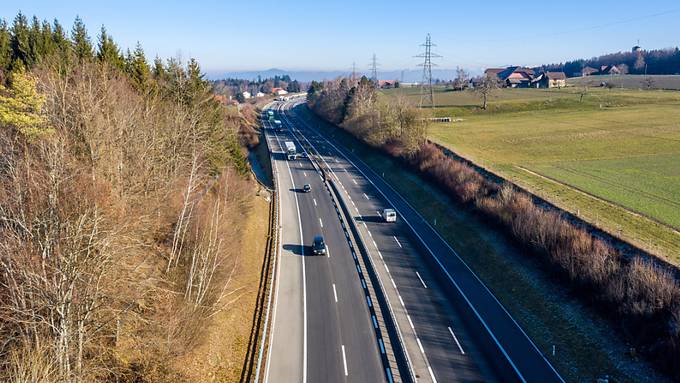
205,68,470,82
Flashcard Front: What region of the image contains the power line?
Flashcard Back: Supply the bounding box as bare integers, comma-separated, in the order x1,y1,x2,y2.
415,33,441,108
370,53,379,86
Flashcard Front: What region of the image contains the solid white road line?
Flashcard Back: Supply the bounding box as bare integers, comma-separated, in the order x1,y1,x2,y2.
416,271,428,289
303,171,307,177
393,236,402,248
313,198,317,206
407,315,415,330
341,345,348,376
333,284,338,303
448,326,465,354
428,366,438,383
353,179,358,185
319,218,323,228
416,337,425,353
363,193,370,200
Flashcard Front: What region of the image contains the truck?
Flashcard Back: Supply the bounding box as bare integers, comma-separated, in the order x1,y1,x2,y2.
382,208,397,222
284,141,297,160
274,120,283,132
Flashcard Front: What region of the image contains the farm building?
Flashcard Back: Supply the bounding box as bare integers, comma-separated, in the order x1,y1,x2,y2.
598,65,621,75
532,72,567,88
581,66,599,76
378,80,399,89
495,66,535,88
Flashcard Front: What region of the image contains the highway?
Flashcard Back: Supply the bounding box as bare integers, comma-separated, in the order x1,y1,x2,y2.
263,103,387,383
265,98,566,383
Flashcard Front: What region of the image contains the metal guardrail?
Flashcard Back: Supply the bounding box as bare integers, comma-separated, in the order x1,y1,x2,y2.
253,104,281,383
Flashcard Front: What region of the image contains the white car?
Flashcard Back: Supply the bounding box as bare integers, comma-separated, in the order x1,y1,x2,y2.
383,208,397,223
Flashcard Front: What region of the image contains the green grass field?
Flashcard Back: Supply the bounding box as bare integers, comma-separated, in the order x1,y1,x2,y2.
383,87,680,264
568,74,680,90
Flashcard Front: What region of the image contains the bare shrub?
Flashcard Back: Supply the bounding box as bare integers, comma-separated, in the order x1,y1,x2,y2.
608,258,679,318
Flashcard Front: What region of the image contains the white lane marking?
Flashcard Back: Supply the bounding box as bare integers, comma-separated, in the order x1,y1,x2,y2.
448,326,465,354
319,218,323,228
416,337,425,353
363,193,370,200
303,171,307,177
352,179,358,185
398,295,405,307
313,198,317,206
368,230,373,237
407,315,415,330
428,366,438,383
415,271,428,289
390,278,397,289
326,247,330,258
341,345,348,376
384,264,390,273
393,236,402,248
362,222,367,229
333,284,338,303
372,240,378,248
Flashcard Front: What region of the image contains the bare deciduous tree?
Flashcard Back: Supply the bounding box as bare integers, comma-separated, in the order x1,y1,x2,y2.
475,74,499,110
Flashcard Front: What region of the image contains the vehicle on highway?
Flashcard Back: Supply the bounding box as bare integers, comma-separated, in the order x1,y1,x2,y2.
284,141,297,160
303,184,311,193
312,235,326,255
274,119,283,131
267,110,274,117
383,208,397,222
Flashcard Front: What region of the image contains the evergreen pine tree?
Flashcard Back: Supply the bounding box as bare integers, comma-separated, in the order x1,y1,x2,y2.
128,42,150,91
10,12,31,68
152,56,166,80
96,25,123,69
0,20,12,72
51,19,71,66
71,16,92,61
28,16,43,64
40,20,55,58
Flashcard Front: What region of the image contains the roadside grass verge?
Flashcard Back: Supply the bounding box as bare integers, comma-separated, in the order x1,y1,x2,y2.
296,107,669,383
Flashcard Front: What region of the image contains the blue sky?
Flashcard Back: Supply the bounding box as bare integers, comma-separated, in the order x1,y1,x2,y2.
3,1,679,72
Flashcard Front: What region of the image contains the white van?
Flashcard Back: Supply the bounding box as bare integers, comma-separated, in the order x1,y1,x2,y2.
383,208,397,223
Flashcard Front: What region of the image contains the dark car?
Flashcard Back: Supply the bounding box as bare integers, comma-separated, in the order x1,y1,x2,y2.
312,235,326,255
303,184,311,193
